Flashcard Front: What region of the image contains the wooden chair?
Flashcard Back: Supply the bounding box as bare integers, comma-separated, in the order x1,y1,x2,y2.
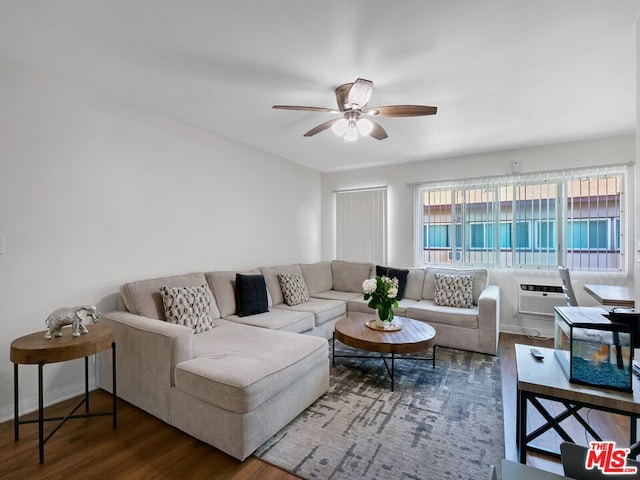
558,266,578,306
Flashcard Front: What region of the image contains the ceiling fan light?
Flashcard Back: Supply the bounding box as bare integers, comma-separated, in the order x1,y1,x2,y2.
344,124,359,142
332,118,348,136
356,117,374,136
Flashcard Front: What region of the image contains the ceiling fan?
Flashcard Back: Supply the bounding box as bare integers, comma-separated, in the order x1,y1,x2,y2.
273,78,437,141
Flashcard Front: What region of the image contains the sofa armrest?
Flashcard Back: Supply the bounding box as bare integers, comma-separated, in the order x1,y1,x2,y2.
477,285,500,355
97,310,193,424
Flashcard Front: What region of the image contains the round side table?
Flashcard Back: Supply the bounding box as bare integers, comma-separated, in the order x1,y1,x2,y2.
10,325,117,463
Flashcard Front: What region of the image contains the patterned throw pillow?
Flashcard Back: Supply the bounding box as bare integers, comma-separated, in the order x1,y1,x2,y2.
433,274,473,308
159,285,216,332
278,273,310,306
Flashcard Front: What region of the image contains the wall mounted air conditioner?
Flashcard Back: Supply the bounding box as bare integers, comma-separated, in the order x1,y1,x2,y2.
517,280,565,317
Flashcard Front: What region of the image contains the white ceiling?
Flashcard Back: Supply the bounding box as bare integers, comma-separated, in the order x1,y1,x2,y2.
0,1,638,172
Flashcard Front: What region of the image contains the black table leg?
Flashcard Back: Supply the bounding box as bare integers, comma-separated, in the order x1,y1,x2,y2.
84,356,89,412
112,342,117,429
14,363,19,441
516,387,520,446
518,389,527,464
38,361,44,464
332,332,336,366
391,353,395,392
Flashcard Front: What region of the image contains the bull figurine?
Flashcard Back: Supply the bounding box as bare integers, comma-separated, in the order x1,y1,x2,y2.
44,305,102,339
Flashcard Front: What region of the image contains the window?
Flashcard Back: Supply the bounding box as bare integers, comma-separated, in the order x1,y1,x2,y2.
469,223,491,249
509,221,532,250
568,219,609,250
415,166,626,272
499,223,511,249
535,220,555,251
565,174,624,270
424,224,461,249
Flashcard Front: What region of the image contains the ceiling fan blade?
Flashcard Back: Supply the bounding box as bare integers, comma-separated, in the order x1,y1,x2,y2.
368,120,388,140
366,105,438,117
273,105,340,113
303,118,339,137
347,78,374,108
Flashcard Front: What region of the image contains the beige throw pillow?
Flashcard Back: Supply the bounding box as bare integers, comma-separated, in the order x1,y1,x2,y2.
159,285,216,332
278,273,310,306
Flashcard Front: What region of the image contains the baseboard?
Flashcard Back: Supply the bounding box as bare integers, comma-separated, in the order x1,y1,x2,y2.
0,378,97,424
500,324,554,340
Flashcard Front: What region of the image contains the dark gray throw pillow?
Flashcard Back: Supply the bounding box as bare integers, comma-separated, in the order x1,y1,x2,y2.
375,265,410,300
236,273,269,317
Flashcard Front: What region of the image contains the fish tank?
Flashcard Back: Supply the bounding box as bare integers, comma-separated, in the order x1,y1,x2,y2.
554,306,633,393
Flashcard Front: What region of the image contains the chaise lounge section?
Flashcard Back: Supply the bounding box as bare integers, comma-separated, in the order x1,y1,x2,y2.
98,272,329,461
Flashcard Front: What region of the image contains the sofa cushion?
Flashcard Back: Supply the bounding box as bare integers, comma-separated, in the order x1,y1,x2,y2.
159,285,216,332
404,268,426,300
273,298,345,327
346,296,419,317
331,260,374,293
311,290,362,302
120,272,221,321
236,274,268,317
260,264,304,306
423,267,488,305
205,270,272,318
179,320,328,414
376,265,410,300
223,309,315,334
278,273,310,306
433,273,473,308
299,261,333,294
406,300,479,329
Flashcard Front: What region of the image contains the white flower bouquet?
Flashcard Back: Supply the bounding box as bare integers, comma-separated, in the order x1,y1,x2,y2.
362,275,399,322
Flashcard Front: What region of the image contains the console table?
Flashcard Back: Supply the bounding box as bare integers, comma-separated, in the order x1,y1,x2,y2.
11,325,117,463
515,343,640,464
583,283,636,308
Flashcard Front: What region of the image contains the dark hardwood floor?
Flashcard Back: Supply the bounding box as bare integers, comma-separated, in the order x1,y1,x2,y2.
0,333,628,479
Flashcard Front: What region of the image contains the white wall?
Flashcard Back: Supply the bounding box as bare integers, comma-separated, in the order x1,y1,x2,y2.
0,57,321,421
322,134,636,336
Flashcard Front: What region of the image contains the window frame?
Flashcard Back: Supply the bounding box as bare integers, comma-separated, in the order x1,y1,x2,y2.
414,166,627,272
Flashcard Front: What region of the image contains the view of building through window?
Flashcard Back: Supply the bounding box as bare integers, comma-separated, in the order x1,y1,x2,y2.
418,167,625,271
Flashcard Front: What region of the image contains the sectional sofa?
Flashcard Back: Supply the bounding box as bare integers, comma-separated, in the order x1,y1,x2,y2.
97,260,499,461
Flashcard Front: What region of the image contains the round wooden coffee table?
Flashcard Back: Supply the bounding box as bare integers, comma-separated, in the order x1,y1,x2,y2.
333,314,436,391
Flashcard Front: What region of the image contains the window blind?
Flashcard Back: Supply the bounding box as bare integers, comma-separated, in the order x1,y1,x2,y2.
336,187,387,264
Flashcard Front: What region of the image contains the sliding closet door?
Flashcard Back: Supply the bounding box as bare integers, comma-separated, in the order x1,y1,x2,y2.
335,187,387,264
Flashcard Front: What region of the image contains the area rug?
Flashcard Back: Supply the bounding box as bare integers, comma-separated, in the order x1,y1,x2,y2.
254,345,504,480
